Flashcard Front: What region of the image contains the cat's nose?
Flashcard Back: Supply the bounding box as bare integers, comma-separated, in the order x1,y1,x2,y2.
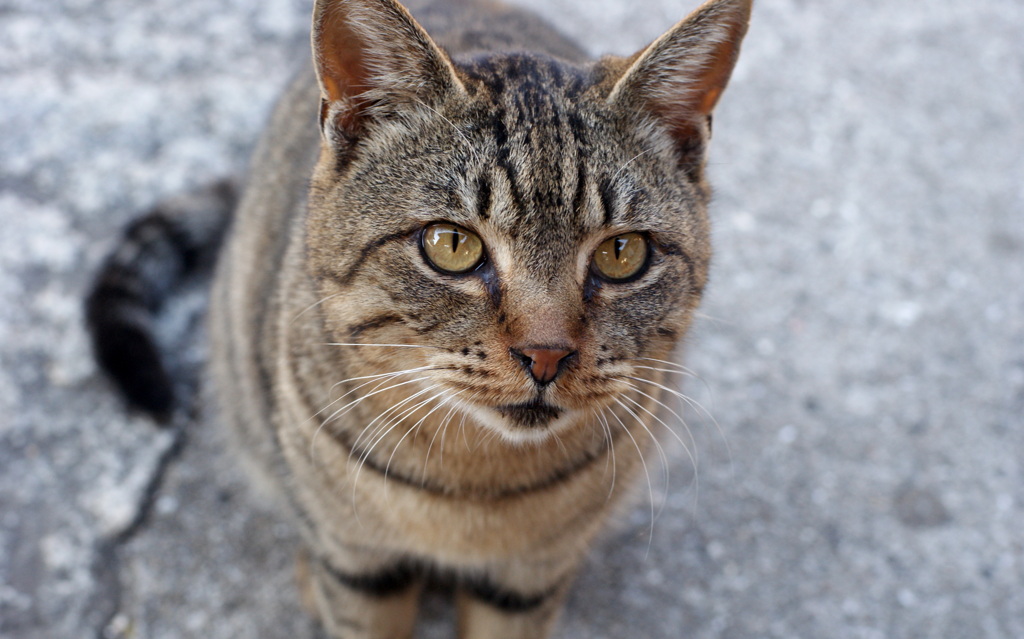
510,347,575,385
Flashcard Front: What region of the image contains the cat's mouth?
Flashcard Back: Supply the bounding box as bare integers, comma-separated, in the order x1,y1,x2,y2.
493,398,562,428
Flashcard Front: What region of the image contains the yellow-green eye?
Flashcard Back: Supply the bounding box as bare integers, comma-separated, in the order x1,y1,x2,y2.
592,232,649,282
421,223,484,274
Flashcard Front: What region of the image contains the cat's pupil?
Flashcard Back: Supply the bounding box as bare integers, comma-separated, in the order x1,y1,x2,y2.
451,231,460,253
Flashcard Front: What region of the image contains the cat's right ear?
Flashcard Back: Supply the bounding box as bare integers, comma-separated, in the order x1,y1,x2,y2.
312,0,466,147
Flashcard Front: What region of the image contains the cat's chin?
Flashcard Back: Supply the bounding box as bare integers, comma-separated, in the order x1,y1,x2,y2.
467,400,583,445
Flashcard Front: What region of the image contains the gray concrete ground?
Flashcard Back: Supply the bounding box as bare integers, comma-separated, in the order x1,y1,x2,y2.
2,0,1022,637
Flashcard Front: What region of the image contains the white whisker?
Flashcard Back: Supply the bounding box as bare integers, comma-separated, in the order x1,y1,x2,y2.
325,342,440,349
359,388,441,467
625,375,731,463
620,383,698,471
440,390,481,469
479,421,504,448
412,98,474,152
691,310,730,325
612,149,653,181
606,403,656,558
329,366,437,391
627,357,714,400
322,377,428,438
290,293,341,325
631,364,696,379
310,375,430,467
627,357,701,378
552,429,569,460
352,383,441,456
383,390,453,501
314,366,435,425
614,397,670,511
458,403,474,452
422,392,464,482
593,407,618,500
350,384,443,512
620,391,700,514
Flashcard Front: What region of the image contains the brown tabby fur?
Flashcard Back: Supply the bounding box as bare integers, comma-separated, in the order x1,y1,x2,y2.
207,0,751,636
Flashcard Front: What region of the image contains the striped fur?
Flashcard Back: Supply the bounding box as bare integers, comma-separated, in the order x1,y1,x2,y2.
92,0,751,636
86,180,235,418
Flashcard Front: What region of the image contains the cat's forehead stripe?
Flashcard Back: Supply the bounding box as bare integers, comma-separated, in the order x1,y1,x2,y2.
475,173,492,220
458,54,615,235
597,178,615,227
462,52,588,98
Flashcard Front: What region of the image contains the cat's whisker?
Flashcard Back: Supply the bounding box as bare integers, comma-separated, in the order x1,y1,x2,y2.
606,402,656,557
614,397,670,514
620,390,700,513
312,374,396,468
314,365,435,425
551,428,569,460
350,384,444,513
626,357,715,400
312,373,404,465
357,385,446,468
329,366,438,392
290,292,341,326
626,357,701,378
311,374,431,467
334,373,428,426
480,423,502,449
358,390,444,492
422,391,465,482
451,404,469,454
351,383,441,457
620,382,698,473
347,388,434,478
692,310,732,325
411,97,475,153
622,374,712,425
630,364,697,379
324,342,442,349
612,148,653,181
592,407,618,499
320,376,429,445
439,390,481,470
585,411,604,449
624,375,731,463
383,390,454,502
457,402,474,452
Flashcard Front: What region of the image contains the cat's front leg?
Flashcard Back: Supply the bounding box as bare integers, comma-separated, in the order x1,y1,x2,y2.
455,561,576,639
298,548,423,639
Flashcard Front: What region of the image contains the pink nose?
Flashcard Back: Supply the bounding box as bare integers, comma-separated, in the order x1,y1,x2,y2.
512,347,574,385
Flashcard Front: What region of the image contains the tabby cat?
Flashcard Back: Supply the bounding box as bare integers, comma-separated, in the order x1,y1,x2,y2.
87,0,751,636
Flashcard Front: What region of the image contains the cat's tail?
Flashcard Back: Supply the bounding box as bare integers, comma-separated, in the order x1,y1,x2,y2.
85,180,237,422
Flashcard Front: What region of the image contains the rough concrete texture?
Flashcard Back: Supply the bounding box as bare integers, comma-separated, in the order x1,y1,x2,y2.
2,0,1022,637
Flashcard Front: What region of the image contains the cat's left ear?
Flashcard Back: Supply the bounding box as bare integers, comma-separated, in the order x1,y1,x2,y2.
608,0,752,149
312,0,466,145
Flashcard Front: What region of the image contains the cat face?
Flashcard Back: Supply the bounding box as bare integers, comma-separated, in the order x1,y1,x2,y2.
306,0,748,442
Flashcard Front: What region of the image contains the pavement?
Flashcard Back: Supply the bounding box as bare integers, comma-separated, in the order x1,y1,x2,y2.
1,0,1022,637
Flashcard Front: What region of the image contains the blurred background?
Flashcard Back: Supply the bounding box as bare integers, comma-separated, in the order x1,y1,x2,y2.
1,0,1022,637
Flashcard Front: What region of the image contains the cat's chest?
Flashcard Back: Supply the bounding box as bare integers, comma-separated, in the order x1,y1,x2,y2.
274,362,637,558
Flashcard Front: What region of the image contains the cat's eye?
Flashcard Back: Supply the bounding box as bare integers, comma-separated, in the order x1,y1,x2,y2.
421,223,485,274
591,232,649,282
